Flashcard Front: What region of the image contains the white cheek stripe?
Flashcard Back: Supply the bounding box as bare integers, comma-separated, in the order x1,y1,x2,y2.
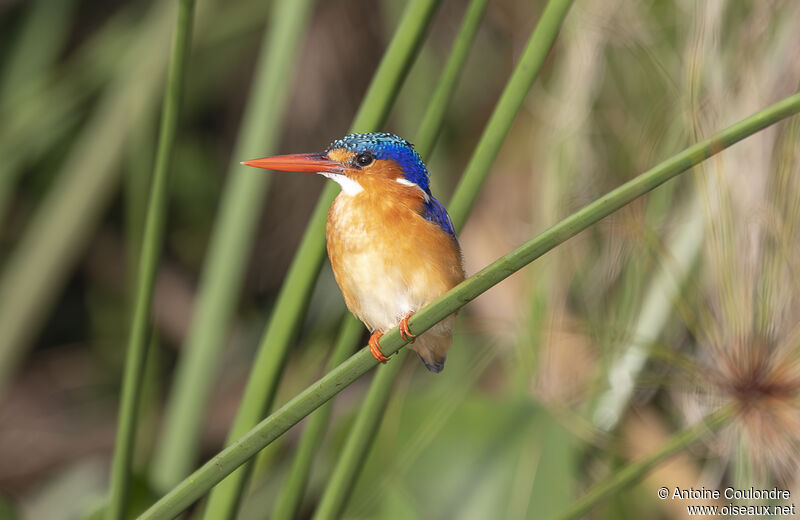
395,177,429,201
322,171,364,196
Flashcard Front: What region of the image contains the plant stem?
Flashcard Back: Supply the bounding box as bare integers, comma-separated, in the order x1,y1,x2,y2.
138,89,800,520
552,406,733,520
272,4,492,516
447,0,574,227
414,0,489,157
313,0,570,517
312,354,406,520
149,0,317,493
270,318,364,520
106,1,195,518
0,0,177,395
200,1,442,518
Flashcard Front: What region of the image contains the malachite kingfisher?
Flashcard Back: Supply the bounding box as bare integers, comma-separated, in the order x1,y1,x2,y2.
242,132,465,373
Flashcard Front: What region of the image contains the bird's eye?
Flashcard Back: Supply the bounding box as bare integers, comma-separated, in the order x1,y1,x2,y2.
355,153,374,168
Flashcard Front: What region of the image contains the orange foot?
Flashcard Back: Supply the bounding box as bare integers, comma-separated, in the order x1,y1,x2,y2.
368,331,390,363
400,312,416,343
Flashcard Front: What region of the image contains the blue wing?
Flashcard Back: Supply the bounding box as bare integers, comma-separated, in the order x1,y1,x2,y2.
422,196,457,240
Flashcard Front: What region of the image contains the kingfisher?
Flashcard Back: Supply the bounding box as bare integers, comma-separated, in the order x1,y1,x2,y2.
242,132,465,373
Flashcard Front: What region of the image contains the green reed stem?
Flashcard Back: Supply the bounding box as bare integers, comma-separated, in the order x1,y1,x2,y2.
0,0,176,396
414,0,489,156
106,1,195,518
447,0,574,227
311,355,406,520
552,405,733,520
139,90,800,520
313,1,569,517
149,0,317,493
277,3,491,517
200,1,442,518
270,318,364,520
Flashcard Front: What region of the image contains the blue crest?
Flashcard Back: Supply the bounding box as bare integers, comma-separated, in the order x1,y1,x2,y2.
326,132,431,194
327,132,457,240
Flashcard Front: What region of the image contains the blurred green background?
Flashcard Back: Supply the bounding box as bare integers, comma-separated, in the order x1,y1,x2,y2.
1,0,799,519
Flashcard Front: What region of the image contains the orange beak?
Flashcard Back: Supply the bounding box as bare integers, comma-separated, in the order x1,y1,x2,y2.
241,153,341,173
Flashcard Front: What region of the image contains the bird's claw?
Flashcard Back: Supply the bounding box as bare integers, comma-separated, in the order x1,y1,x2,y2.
368,331,390,363
400,312,416,343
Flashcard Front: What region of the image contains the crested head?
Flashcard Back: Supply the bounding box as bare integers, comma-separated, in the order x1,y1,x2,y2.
241,132,459,241
326,132,431,194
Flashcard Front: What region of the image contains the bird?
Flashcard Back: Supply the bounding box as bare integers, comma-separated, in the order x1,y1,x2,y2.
242,132,465,373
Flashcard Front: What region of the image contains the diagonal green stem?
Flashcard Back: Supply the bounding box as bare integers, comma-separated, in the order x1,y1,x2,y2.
149,0,317,493
138,88,800,520
311,354,406,520
282,2,490,518
314,1,569,517
552,405,733,520
447,0,575,227
300,0,488,519
413,0,490,157
270,319,364,520
200,1,442,518
107,1,195,518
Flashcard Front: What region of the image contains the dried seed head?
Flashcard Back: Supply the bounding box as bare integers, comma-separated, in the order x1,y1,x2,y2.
692,330,800,480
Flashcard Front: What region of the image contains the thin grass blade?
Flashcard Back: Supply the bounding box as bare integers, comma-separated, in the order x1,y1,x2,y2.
106,1,196,518
148,0,318,493
447,0,574,227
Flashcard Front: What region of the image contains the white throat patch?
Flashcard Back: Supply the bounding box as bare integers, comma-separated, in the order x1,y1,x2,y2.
322,171,364,196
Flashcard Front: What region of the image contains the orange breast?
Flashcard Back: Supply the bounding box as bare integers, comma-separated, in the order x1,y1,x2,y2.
325,179,464,333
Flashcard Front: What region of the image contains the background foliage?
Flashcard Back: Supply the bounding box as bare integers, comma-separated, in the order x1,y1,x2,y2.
0,0,799,519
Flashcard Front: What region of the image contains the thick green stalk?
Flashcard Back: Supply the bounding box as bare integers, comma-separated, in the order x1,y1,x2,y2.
107,1,195,519
0,0,177,395
201,1,442,517
270,319,364,520
312,356,405,520
447,0,574,227
348,0,441,135
139,85,800,520
413,0,489,156
274,2,491,517
149,0,317,493
552,406,733,520
314,1,569,517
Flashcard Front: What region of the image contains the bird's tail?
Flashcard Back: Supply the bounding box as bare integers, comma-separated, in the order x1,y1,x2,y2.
408,315,455,373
